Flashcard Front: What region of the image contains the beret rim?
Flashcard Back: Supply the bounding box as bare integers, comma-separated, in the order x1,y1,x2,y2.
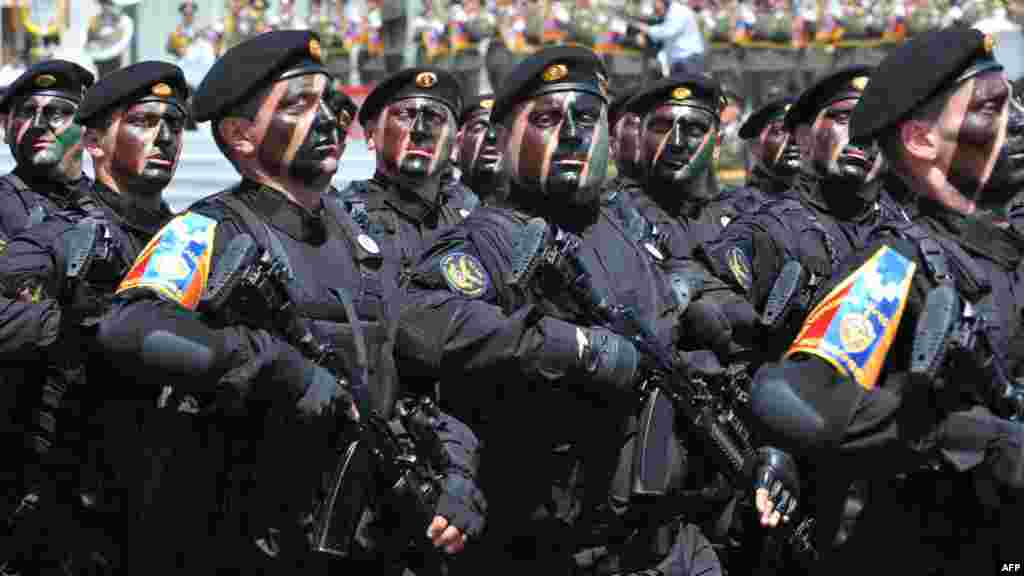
490,45,608,126
357,66,464,128
783,65,872,131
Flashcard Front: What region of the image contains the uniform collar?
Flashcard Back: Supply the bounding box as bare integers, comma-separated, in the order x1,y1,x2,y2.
371,172,441,226
13,164,88,207
795,172,880,222
748,164,791,197
89,180,174,238
236,178,328,244
916,194,1024,269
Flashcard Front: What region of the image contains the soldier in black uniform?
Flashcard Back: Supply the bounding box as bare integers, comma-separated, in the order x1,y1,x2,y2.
0,61,185,574
93,31,483,573
338,67,471,286
736,97,801,201
454,92,504,206
705,66,904,357
0,59,95,527
602,86,655,244
0,60,94,240
397,44,737,576
999,80,1024,230
325,77,359,158
749,27,1024,572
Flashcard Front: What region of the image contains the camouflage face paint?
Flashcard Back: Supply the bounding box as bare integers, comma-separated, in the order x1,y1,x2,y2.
7,94,83,179
759,117,801,177
613,111,642,177
458,108,504,190
809,97,878,185
505,91,608,208
642,103,716,188
107,101,186,193
256,73,340,188
985,90,1024,202
375,97,455,180
939,71,1011,202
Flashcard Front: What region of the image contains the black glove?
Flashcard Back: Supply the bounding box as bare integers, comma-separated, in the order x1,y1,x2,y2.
434,473,487,538
267,342,354,418
753,446,799,524
676,349,726,380
580,326,640,395
433,412,487,537
296,362,354,419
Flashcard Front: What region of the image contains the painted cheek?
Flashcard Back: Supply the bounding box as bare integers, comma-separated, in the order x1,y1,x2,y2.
428,122,452,175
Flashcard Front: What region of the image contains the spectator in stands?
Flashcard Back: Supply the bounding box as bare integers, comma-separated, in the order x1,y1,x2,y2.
632,0,706,76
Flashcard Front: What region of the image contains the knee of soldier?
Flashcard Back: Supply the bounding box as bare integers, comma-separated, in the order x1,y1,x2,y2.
750,361,833,451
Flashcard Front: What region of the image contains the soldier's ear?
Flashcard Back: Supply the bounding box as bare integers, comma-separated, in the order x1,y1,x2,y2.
901,119,938,163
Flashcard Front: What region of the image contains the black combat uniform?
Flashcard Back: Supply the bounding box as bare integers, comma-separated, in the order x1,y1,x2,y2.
750,27,1024,573
0,62,183,574
339,68,473,288
397,46,720,576
93,32,484,573
0,60,96,242
734,97,800,205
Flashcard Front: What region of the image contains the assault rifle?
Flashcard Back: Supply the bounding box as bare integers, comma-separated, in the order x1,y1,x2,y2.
201,233,445,558
508,218,817,563
911,284,1024,421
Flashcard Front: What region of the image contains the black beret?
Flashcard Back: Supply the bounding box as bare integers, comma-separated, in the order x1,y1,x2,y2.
491,45,609,126
851,26,1003,141
179,1,196,13
608,86,640,129
358,67,463,128
192,29,330,123
626,73,722,120
459,93,495,125
76,61,189,127
0,59,94,114
738,97,794,140
326,78,358,126
784,66,871,130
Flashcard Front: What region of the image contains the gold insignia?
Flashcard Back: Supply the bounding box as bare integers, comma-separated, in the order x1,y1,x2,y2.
0,239,6,254
851,76,868,91
152,83,173,97
416,71,438,88
440,252,490,298
784,104,792,113
34,74,57,88
983,33,996,55
542,64,569,83
597,72,610,97
839,312,876,354
480,99,494,109
337,109,352,128
309,38,323,62
727,247,751,291
672,86,692,101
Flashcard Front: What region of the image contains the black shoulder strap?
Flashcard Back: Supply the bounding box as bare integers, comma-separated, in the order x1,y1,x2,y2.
765,198,839,274
889,219,989,298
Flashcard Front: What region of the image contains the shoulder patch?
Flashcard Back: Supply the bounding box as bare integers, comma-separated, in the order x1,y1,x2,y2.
727,246,751,291
440,251,490,298
785,245,916,390
116,212,218,310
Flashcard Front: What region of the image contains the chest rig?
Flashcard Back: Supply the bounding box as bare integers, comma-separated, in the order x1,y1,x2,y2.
1,173,53,233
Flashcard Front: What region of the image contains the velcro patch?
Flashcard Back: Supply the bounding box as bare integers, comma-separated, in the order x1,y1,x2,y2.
440,251,490,298
117,212,217,310
785,245,915,390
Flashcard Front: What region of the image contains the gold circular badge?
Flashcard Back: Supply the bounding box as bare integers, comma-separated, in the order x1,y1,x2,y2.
416,71,438,88
672,86,692,101
152,83,173,97
542,64,568,83
309,38,323,62
851,76,868,92
784,104,792,113
839,312,876,354
480,99,494,109
983,34,996,55
337,109,352,128
34,74,57,88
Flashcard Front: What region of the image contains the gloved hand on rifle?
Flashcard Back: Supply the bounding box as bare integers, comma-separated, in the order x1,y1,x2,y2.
752,446,799,528
428,413,487,555
266,341,357,420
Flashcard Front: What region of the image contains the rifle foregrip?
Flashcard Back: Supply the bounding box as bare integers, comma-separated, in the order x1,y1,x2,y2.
761,260,806,330
509,217,550,287
702,410,752,482
910,284,959,386
65,220,99,280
